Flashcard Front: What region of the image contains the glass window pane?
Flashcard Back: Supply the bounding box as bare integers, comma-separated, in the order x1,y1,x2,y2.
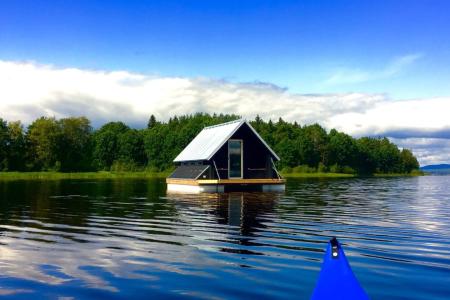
229,140,242,178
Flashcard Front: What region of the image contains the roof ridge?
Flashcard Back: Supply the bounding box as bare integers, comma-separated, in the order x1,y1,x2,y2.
173,117,280,162
204,118,244,129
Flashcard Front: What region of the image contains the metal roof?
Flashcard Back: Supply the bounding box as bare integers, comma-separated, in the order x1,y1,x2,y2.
173,119,280,162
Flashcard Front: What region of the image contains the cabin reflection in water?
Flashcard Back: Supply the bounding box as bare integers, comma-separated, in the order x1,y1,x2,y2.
166,192,279,237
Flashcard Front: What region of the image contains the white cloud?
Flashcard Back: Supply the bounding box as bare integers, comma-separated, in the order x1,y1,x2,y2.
323,53,423,85
0,60,449,165
328,97,450,137
389,138,450,166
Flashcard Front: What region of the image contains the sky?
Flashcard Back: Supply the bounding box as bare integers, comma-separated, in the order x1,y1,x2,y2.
0,0,449,165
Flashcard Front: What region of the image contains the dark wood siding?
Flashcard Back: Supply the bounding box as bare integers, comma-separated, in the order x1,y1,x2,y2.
209,123,277,179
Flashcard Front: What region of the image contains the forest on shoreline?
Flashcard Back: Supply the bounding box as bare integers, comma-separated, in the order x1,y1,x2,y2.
0,113,419,175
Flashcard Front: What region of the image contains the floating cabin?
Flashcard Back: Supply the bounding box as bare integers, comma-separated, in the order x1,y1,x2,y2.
166,119,285,193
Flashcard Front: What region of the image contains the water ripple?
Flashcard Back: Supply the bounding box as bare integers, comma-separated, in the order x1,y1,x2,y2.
0,176,449,299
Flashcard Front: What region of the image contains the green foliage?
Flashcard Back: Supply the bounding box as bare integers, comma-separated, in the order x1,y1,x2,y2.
410,169,424,176
145,165,160,173
0,113,421,175
117,129,146,166
26,117,62,171
92,122,129,170
58,117,93,171
0,171,168,181
328,129,358,167
293,165,316,173
317,162,327,173
302,124,329,166
23,117,93,172
376,137,402,173
400,149,419,173
355,137,377,174
6,121,26,171
147,114,158,129
341,166,356,174
329,163,341,173
110,159,140,172
143,113,240,170
355,137,405,174
281,166,293,174
0,118,8,170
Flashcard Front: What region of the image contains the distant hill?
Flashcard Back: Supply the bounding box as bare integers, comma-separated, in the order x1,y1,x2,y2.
420,164,450,175
421,164,450,170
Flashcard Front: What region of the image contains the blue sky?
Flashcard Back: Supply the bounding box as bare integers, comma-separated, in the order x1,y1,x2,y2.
1,0,450,98
1,0,450,165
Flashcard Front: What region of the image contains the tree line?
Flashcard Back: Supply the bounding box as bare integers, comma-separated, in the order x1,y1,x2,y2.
0,113,419,174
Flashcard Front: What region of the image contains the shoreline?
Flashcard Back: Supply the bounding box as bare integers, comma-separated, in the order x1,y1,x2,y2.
0,171,170,181
0,171,423,181
282,171,424,178
281,172,354,178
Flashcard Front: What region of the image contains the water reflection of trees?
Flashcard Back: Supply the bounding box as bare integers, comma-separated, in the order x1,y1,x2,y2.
0,179,176,235
0,178,182,294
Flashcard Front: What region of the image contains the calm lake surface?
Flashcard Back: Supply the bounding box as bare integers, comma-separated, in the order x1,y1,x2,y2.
0,176,449,299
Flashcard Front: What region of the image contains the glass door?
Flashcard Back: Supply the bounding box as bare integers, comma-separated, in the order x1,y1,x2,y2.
228,140,243,178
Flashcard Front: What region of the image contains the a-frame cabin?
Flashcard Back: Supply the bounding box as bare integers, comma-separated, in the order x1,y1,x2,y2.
166,119,285,193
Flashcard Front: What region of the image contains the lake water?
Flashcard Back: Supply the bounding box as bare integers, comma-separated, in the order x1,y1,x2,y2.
0,176,449,299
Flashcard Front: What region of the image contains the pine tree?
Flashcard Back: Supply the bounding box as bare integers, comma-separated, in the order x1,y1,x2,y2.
147,115,157,129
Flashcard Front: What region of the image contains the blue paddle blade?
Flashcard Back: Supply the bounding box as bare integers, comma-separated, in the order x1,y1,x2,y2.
311,238,369,300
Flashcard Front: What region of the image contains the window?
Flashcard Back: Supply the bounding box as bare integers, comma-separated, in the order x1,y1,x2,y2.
228,140,243,178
